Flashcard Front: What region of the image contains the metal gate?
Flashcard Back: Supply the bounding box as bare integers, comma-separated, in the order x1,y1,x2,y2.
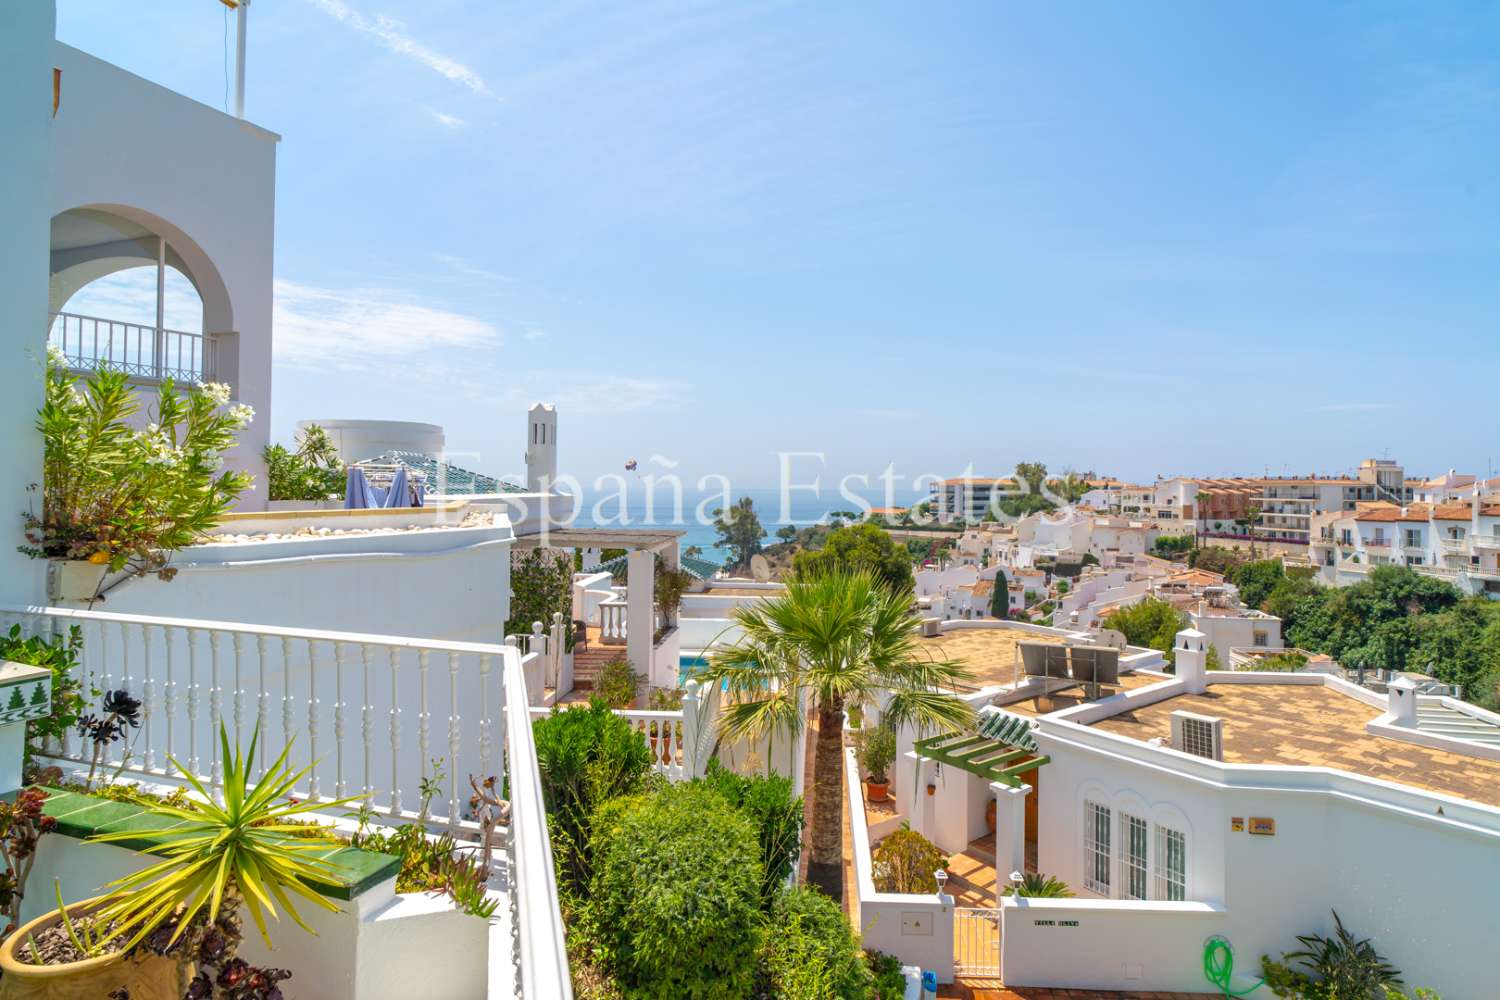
953,906,1001,978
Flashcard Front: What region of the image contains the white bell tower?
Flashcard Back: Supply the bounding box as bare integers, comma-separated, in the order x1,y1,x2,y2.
525,403,557,493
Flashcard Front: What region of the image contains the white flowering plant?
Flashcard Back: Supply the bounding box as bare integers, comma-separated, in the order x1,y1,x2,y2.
21,353,254,582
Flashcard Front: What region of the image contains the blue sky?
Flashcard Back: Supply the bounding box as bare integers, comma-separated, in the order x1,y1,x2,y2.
57,1,1500,491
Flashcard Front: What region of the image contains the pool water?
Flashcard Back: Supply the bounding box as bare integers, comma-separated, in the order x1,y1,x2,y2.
679,653,709,687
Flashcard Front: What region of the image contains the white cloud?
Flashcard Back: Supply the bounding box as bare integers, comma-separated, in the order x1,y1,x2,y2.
272,279,501,369
307,0,495,99
427,109,465,129
1316,402,1395,413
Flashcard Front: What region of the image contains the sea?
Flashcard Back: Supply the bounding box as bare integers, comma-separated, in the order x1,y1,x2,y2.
566,485,929,566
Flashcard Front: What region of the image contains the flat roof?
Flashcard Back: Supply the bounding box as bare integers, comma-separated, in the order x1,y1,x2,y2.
915,627,1066,690
998,671,1165,717
1088,682,1500,808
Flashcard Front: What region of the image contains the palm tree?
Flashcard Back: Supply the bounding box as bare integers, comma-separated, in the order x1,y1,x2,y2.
704,570,976,901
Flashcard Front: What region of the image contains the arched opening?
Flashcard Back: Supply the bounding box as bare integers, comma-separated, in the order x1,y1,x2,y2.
48,206,233,385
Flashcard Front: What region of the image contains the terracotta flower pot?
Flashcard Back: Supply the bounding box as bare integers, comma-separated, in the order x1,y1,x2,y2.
0,896,189,1000
865,779,889,803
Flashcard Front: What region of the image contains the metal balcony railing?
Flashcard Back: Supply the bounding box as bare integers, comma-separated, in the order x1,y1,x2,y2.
49,311,217,383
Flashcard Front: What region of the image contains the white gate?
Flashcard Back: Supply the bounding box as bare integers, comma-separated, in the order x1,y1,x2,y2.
953,906,1001,978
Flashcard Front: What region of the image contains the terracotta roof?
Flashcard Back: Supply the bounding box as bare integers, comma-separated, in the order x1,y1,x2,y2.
868,507,908,516
1355,503,1430,523
1434,503,1475,521
972,580,994,597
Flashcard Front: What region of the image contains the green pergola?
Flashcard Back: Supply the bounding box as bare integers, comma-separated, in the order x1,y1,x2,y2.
912,709,1049,787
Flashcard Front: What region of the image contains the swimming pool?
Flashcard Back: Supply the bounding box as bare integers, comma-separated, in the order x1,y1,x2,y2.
679,652,709,687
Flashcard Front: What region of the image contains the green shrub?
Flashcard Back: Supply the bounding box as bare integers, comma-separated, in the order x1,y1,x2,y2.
595,657,640,709
856,725,896,784
589,784,762,999
760,886,872,999
533,700,654,893
1260,910,1403,998
1247,651,1309,673
871,826,946,894
696,759,803,908
865,950,908,1000
1004,871,1073,897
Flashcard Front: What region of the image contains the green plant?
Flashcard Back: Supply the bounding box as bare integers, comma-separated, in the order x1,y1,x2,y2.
505,547,576,650
533,701,654,895
417,757,446,824
0,624,87,767
856,725,896,785
990,569,1009,619
262,423,344,502
22,354,253,579
793,522,915,594
594,658,640,710
589,783,762,999
695,759,803,909
50,878,114,960
647,687,684,711
76,687,142,791
654,559,693,626
866,949,907,999
1247,651,1309,673
712,496,768,571
1004,871,1073,897
0,788,56,941
89,724,361,950
760,885,872,999
704,570,974,901
870,826,946,895
1260,910,1403,999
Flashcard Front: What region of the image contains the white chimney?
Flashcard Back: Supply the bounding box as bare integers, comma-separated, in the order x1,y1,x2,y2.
1387,675,1418,728
1175,627,1209,694
524,403,557,493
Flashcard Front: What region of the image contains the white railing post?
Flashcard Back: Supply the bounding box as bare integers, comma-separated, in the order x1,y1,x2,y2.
681,680,701,778
306,638,320,800
208,630,223,789
280,637,295,778
447,650,461,828
162,624,177,775
141,624,156,772
418,649,431,815
184,628,200,777
478,653,494,780
360,644,374,800
333,641,348,800
549,612,566,690
387,646,403,816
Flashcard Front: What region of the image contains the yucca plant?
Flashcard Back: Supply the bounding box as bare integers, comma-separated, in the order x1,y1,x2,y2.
1004,871,1073,898
89,724,363,951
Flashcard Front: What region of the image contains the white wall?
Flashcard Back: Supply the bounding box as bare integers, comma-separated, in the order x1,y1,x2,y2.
1029,708,1499,997
92,525,514,643
0,2,53,606
50,43,278,508
299,419,446,463
24,822,489,1000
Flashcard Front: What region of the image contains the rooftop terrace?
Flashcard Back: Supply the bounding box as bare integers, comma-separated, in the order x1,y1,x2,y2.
1089,681,1500,808
914,626,1067,690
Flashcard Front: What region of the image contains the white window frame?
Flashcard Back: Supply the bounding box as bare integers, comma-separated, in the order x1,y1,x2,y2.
1119,813,1148,900
1083,800,1111,895
1153,823,1187,901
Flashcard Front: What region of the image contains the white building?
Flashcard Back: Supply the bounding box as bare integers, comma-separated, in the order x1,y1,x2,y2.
929,476,1023,523
927,627,1500,996
1310,497,1500,599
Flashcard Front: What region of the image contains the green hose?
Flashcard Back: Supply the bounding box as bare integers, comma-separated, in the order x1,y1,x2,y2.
1203,935,1264,997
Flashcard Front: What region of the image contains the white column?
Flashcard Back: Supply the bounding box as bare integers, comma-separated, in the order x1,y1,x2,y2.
991,781,1031,880
626,549,654,684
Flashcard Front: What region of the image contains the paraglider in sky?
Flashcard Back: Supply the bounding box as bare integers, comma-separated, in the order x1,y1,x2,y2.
624,459,638,472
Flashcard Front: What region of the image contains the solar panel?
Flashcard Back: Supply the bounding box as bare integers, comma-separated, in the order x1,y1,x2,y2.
1018,641,1119,686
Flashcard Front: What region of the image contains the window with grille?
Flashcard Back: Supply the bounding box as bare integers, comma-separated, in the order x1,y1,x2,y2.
1154,825,1187,901
1120,813,1148,900
1083,800,1111,895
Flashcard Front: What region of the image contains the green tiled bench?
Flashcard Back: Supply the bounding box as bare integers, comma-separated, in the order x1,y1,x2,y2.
37,788,400,901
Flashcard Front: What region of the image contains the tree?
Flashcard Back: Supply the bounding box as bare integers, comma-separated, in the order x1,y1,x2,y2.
990,570,1009,619
1052,470,1090,504
775,524,800,545
792,523,915,594
1229,559,1285,611
712,496,767,570
998,492,1055,518
704,571,975,901
684,544,703,559
1107,598,1184,660
1014,461,1048,496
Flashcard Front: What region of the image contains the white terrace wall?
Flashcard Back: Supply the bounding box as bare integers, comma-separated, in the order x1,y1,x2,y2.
88,524,514,643
24,830,488,1000
50,43,279,506
1029,682,1497,997
0,2,52,606
846,747,956,983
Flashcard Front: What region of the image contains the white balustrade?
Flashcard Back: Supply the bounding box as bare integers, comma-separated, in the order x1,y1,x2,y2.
599,599,628,645
2,605,511,832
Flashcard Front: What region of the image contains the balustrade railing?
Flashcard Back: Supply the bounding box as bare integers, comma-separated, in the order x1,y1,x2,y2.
2,605,509,831
598,599,628,645
49,312,217,383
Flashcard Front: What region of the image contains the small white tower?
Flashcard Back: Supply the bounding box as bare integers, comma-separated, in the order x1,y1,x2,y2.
1174,626,1209,695
524,403,557,493
1387,675,1418,728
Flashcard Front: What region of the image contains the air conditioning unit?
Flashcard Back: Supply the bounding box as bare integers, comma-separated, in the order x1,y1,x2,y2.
1169,710,1223,761
921,617,942,637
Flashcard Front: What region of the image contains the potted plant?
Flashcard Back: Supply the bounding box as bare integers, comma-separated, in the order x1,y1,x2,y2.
0,725,357,999
858,725,896,803
21,352,253,603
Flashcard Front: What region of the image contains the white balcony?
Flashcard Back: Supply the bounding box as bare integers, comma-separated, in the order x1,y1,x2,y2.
1472,533,1500,551
1438,537,1469,554
49,311,219,383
